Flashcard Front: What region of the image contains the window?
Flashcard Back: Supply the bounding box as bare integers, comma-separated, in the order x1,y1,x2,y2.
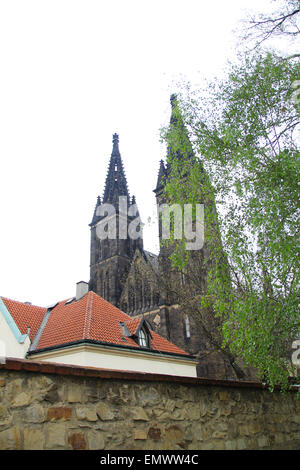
98,240,102,261
138,328,148,347
185,315,191,339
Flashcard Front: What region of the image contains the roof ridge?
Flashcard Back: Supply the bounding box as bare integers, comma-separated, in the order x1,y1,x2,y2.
90,290,133,321
83,292,94,340
1,297,46,309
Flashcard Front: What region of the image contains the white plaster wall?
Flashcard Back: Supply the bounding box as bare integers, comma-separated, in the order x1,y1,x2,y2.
33,346,197,377
0,313,30,360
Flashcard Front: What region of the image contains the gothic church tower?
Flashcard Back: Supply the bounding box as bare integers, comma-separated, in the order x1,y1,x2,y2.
89,133,143,307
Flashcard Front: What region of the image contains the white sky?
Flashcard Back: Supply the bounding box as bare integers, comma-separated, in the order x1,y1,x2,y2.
0,0,274,306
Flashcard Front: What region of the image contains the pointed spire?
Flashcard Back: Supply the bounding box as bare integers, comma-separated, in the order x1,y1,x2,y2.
130,195,141,219
129,194,143,249
155,159,166,191
90,195,102,226
154,95,198,194
130,194,141,218
170,93,179,125
112,133,120,154
102,133,130,206
166,93,194,166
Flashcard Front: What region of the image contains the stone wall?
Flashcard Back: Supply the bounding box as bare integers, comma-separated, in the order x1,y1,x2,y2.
0,358,299,450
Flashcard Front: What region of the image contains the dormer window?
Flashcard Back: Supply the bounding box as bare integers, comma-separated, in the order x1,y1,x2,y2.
123,317,152,349
138,328,148,347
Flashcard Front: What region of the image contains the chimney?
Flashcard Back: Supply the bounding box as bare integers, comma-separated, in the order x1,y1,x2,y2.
76,281,89,301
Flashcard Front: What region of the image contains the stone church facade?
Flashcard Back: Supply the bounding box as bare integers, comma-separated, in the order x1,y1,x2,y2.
88,97,246,380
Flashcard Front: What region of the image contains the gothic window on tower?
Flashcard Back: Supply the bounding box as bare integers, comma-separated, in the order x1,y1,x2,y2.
185,315,191,340
103,278,106,298
106,274,110,300
102,240,109,259
154,292,160,306
97,273,102,294
128,286,134,312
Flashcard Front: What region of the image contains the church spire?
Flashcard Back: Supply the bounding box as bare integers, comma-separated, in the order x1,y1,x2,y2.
167,93,194,166
170,93,179,125
112,132,120,154
155,159,167,192
90,195,102,226
89,133,143,306
154,95,195,195
102,133,130,206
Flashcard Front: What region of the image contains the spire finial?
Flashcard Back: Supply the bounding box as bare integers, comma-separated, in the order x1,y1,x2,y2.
103,133,130,204
112,133,120,155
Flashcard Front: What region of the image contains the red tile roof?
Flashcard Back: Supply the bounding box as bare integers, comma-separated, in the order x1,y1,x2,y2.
1,297,47,341
1,292,189,357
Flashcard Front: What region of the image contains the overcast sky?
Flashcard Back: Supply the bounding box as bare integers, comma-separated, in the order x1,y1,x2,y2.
0,0,274,306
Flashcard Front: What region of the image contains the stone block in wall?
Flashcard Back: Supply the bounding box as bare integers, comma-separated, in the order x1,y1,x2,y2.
134,429,148,440
67,384,82,403
45,423,67,449
68,432,87,450
135,386,161,407
23,427,45,450
131,406,150,421
76,406,98,422
24,404,45,423
0,404,11,427
87,429,105,449
47,407,72,421
96,402,115,421
12,391,31,407
0,426,22,450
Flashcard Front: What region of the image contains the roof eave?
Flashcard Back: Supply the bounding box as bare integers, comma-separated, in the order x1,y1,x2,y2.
26,338,196,361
